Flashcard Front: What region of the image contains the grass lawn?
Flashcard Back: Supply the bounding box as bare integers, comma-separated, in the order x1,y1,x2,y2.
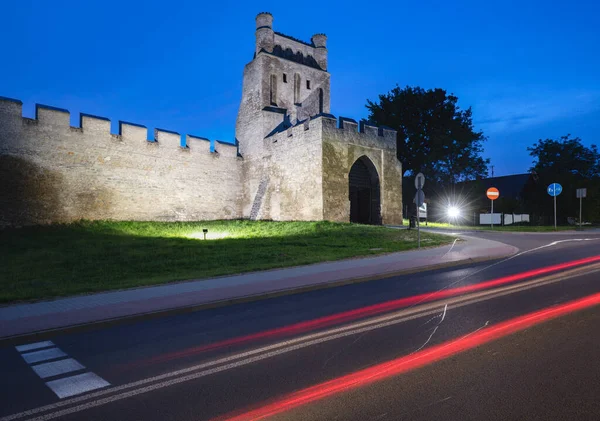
0,220,453,303
404,219,582,232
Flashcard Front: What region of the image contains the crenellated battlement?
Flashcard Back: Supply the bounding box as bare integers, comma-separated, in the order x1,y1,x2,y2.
321,115,396,146
254,12,327,71
81,113,110,133
215,140,239,157
0,96,240,157
266,112,396,150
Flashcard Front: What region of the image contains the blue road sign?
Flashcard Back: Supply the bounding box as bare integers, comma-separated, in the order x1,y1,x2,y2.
547,183,563,197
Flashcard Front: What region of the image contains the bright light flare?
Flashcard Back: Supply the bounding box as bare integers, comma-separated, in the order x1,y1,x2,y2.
215,292,600,421
447,206,460,218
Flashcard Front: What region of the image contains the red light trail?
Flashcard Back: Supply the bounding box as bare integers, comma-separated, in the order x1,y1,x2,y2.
215,291,600,421
136,256,600,366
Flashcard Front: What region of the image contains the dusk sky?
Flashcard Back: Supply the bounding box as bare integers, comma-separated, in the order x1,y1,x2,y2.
2,0,599,176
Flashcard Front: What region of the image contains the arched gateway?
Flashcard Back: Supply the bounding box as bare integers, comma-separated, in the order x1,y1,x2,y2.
348,156,381,224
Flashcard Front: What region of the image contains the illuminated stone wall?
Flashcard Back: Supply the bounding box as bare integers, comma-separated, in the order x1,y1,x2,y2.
0,99,242,226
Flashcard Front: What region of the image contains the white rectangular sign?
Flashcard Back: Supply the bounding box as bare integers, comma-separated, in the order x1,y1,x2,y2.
576,188,587,198
480,213,502,225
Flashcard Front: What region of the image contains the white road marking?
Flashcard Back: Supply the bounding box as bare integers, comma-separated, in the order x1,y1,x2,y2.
15,342,55,353
21,349,67,365
4,263,599,421
45,373,110,399
31,359,85,380
15,342,109,401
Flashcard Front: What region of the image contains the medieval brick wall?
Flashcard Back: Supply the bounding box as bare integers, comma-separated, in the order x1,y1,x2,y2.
0,98,243,226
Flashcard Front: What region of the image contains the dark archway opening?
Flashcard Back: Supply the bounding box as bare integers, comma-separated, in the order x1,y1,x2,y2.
349,156,381,224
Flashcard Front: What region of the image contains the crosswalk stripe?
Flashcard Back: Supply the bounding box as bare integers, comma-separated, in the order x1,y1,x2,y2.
45,373,110,399
31,358,85,379
21,348,67,365
15,341,55,353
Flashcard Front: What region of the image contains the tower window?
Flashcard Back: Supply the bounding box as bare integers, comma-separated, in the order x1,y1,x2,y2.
294,73,301,105
318,88,323,114
283,73,287,83
306,80,311,89
270,74,277,106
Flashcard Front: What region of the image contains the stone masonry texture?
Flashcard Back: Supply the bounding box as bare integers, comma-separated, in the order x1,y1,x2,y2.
0,13,402,227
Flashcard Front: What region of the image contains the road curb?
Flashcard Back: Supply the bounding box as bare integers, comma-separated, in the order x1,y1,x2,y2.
0,253,512,347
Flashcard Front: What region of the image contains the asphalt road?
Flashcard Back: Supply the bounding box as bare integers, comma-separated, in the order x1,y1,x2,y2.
1,231,599,421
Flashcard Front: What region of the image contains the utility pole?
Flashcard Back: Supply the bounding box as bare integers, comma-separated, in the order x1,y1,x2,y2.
414,173,426,249
579,194,582,230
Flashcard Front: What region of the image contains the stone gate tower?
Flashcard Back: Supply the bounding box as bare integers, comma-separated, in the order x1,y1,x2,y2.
236,13,403,224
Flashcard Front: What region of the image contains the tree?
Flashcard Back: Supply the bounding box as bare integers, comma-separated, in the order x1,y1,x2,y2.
527,135,600,223
366,86,489,185
528,135,599,179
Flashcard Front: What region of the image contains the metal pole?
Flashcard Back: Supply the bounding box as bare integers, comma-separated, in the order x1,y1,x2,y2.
554,195,557,230
580,196,583,231
491,199,494,230
416,201,420,248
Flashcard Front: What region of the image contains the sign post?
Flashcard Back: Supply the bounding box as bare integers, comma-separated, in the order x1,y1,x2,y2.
486,187,499,229
576,188,587,230
547,183,563,230
414,173,425,249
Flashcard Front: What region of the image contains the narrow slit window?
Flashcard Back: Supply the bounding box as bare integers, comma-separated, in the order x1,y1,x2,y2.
283,73,287,83
306,80,311,89
318,88,324,113
270,74,277,106
294,73,301,104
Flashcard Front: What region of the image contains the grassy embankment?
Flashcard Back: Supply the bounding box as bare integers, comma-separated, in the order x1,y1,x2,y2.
1,220,453,303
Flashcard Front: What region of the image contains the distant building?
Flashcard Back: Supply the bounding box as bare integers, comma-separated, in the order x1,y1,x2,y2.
461,173,538,212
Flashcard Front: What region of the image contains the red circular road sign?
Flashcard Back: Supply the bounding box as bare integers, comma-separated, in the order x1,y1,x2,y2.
487,187,500,200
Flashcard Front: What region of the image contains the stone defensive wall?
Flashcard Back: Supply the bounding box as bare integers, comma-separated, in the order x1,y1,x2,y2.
257,113,401,224
0,96,243,226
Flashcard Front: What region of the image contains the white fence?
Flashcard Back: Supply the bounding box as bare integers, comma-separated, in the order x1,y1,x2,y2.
479,213,530,225
504,214,530,225
479,213,502,225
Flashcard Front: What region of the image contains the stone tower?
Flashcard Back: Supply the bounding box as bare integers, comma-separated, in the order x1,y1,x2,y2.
235,13,403,224
236,12,331,159
236,13,334,219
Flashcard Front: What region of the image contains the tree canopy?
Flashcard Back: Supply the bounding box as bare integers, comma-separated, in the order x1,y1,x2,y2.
527,135,600,223
366,85,489,185
528,135,599,179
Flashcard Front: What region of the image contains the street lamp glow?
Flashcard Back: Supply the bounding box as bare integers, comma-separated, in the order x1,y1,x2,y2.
447,206,460,219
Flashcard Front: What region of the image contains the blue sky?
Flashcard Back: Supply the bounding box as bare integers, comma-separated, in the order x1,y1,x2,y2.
2,0,599,176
